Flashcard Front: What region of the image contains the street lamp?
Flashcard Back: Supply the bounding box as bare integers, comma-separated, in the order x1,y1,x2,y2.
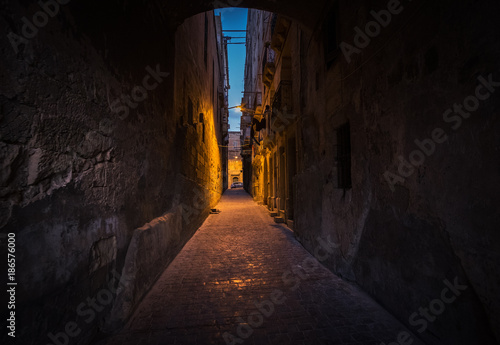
228,105,266,115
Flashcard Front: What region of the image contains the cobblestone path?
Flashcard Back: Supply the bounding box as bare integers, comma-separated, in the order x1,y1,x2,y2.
99,189,424,345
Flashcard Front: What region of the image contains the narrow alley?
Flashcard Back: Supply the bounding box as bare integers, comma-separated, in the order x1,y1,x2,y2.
98,189,423,345
1,1,499,344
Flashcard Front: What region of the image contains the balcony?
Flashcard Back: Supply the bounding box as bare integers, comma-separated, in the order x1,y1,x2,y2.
241,115,252,125
271,16,291,52
271,81,293,132
272,80,292,113
262,47,276,88
253,92,263,113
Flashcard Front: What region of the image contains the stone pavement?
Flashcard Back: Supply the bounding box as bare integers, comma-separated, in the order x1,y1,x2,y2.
98,189,425,345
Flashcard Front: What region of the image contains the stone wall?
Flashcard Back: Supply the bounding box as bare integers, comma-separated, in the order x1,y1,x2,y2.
0,2,224,344
1,0,499,344
292,0,500,343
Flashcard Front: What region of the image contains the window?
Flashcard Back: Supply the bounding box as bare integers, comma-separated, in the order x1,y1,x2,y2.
337,122,351,189
324,4,339,67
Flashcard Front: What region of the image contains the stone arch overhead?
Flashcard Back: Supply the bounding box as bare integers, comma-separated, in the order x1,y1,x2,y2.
158,0,333,30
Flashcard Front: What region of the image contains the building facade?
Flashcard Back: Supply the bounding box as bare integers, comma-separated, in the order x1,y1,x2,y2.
228,131,243,183
1,0,499,343
242,10,296,226
241,5,500,344
175,11,230,199
0,8,229,343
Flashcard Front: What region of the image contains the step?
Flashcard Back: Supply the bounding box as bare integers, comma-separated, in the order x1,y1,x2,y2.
274,216,285,223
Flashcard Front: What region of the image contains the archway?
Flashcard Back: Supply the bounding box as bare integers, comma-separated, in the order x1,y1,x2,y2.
1,0,499,344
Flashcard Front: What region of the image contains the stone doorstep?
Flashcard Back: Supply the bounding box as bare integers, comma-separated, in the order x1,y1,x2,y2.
262,205,293,230
274,216,285,223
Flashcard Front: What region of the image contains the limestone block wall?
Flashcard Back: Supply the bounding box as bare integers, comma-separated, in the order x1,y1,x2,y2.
106,206,183,331
292,0,500,343
0,2,223,344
